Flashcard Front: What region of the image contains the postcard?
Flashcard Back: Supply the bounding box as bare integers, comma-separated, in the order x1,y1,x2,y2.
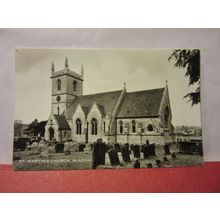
13,49,203,170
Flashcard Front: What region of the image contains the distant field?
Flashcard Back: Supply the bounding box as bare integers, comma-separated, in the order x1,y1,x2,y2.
13,144,203,171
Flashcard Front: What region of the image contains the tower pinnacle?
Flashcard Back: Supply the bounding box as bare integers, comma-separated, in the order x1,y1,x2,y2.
124,82,126,89
51,61,55,74
65,56,68,69
81,64,84,79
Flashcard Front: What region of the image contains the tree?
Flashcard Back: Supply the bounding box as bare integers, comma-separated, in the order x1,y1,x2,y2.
168,49,200,105
14,120,23,137
37,121,47,137
25,119,47,137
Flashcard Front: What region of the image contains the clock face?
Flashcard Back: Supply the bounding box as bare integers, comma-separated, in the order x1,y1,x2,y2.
56,96,61,102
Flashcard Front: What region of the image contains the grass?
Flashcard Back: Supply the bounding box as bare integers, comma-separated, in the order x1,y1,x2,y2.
13,144,203,171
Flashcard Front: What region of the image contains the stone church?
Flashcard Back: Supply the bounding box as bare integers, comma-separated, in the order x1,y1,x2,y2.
45,57,174,145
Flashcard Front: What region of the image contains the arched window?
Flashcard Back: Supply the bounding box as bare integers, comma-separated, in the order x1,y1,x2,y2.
164,107,169,128
91,118,98,135
147,124,154,132
103,122,106,133
76,118,82,135
119,121,123,134
131,120,136,133
48,127,54,141
73,81,77,91
64,131,67,137
57,79,61,91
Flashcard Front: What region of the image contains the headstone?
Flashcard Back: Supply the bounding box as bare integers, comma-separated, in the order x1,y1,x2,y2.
146,139,150,145
156,159,161,168
149,143,156,156
133,160,140,168
163,156,169,162
164,144,171,155
114,143,121,152
78,144,86,152
121,145,131,163
91,141,106,169
140,145,145,152
31,141,38,149
171,152,177,159
64,141,71,155
41,149,49,158
55,143,64,153
147,163,153,168
130,144,134,152
133,144,140,158
48,145,56,153
108,149,120,166
143,145,150,159
84,143,92,152
197,143,203,156
30,142,40,155
39,140,45,150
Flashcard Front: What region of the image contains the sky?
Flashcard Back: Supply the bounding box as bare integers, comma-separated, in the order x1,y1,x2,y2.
15,49,202,126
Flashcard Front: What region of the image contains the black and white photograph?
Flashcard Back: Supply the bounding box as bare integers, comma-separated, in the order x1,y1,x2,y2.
13,48,203,170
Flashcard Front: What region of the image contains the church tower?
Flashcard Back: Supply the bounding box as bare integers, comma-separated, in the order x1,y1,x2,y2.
50,57,84,115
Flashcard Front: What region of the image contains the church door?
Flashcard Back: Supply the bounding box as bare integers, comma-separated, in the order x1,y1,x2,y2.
49,127,55,141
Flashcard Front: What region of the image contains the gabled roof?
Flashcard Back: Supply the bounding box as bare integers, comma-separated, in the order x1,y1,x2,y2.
54,114,71,130
96,104,105,116
116,88,165,118
81,106,90,116
66,90,122,119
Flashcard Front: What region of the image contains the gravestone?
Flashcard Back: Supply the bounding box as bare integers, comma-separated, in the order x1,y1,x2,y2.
156,159,161,168
84,143,92,152
108,149,120,166
114,143,121,152
171,152,177,159
55,143,64,153
130,144,134,153
149,143,156,156
143,145,150,159
121,145,131,163
40,149,49,158
147,163,153,168
78,144,86,152
38,140,46,150
133,144,140,158
163,156,169,162
133,160,140,168
164,144,171,155
64,141,71,155
140,145,145,152
91,140,106,169
146,139,150,145
197,143,203,156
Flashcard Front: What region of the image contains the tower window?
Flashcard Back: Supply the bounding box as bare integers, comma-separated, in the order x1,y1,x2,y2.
103,122,106,133
91,118,98,135
73,81,77,91
119,121,123,134
131,120,136,133
76,118,82,135
57,79,61,91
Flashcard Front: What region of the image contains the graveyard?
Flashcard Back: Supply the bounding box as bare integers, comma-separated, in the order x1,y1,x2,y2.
13,140,203,171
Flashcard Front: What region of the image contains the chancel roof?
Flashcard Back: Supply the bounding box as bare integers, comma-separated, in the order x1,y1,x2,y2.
116,88,165,118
